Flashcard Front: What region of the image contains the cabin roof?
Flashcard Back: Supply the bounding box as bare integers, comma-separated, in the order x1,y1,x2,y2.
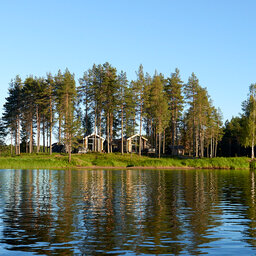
84,133,105,141
126,134,148,141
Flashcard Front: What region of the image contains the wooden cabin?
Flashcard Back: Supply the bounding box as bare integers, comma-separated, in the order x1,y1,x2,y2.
115,134,149,153
127,134,148,153
83,133,105,152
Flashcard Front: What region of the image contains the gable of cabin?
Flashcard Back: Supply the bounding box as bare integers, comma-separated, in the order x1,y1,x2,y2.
84,133,105,152
126,134,148,153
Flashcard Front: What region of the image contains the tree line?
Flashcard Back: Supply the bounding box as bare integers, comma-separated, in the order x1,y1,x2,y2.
220,83,256,159
1,63,223,160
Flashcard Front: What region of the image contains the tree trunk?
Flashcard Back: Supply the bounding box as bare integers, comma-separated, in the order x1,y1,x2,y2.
158,132,161,158
163,129,165,154
155,131,158,157
215,140,218,157
210,134,213,158
68,133,72,163
36,106,40,153
121,104,124,155
252,107,255,159
252,134,255,159
50,94,53,155
15,121,17,155
99,113,102,152
195,126,199,158
151,119,153,148
10,130,13,156
43,116,45,153
212,137,215,158
85,90,89,135
172,114,175,156
29,119,33,154
46,124,49,153
107,112,110,153
110,113,113,153
200,130,204,158
17,117,20,155
193,102,196,157
139,101,142,156
94,107,97,151
175,108,179,147
58,116,62,145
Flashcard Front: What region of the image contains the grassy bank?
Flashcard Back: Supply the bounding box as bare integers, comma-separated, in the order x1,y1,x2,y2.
0,153,250,170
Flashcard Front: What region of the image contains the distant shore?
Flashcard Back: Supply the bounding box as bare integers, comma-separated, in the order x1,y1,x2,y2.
0,153,250,170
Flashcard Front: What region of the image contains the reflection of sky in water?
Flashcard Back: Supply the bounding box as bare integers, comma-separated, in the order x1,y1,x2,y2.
0,169,256,255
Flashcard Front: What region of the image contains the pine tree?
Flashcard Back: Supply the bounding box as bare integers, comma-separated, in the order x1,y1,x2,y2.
78,71,93,136
45,73,55,154
21,76,37,153
165,68,184,155
150,74,170,158
54,70,64,145
34,77,47,153
102,62,119,153
62,69,79,162
87,64,104,151
184,73,200,157
123,85,137,138
117,71,128,154
2,76,23,155
134,64,146,156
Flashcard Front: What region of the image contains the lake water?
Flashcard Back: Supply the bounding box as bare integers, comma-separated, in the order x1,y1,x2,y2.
0,169,256,255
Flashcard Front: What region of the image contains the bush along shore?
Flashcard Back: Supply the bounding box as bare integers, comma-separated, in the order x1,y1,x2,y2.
0,153,251,170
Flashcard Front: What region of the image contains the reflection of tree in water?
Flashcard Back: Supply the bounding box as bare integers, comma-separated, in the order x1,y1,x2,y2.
0,169,78,255
77,170,186,255
2,168,256,255
131,170,184,255
215,169,256,250
181,170,222,255
1,170,57,255
76,170,117,255
240,170,256,248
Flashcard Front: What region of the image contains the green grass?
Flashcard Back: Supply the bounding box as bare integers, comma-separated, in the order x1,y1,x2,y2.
0,152,251,170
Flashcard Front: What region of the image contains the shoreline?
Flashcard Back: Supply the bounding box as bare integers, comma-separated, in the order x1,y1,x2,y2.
75,165,238,170
0,154,250,170
75,165,196,170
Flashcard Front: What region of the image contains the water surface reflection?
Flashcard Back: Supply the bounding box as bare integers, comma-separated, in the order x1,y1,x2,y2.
0,169,256,255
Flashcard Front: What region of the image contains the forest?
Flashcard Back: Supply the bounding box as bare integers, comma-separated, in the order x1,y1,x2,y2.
0,62,255,161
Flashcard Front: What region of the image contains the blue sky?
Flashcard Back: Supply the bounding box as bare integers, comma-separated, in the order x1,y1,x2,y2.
1,0,256,122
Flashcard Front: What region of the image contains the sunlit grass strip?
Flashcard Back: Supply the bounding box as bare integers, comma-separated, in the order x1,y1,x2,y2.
0,153,250,169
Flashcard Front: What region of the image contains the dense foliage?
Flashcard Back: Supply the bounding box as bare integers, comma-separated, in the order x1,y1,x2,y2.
1,63,224,159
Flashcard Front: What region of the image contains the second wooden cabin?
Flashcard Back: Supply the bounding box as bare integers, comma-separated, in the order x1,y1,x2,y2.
113,134,149,153
83,133,105,152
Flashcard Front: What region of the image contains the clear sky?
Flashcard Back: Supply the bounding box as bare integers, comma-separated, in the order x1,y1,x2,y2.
1,0,256,122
